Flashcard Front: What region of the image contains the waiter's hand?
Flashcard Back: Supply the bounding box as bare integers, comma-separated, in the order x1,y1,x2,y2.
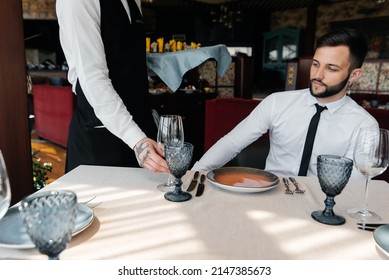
134,137,169,173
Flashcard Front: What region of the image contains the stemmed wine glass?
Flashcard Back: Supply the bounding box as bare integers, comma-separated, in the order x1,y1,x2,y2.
347,127,389,222
0,150,11,220
156,115,184,192
164,142,194,202
19,190,78,260
311,154,353,225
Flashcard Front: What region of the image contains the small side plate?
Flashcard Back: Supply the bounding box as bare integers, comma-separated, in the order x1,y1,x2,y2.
0,203,94,249
373,224,389,258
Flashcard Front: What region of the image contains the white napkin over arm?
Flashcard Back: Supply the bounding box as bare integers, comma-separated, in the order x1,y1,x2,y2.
146,44,232,92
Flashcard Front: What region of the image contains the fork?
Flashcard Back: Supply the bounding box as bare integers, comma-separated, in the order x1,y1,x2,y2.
80,195,96,205
357,222,388,231
282,178,294,194
80,196,102,208
289,177,306,194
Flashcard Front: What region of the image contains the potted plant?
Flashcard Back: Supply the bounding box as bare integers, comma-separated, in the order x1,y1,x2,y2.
32,150,52,191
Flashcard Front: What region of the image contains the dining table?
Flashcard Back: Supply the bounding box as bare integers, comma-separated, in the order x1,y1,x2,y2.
0,164,388,260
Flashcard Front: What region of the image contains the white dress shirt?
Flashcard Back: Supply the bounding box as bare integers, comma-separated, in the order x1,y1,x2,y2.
192,89,378,179
56,0,146,149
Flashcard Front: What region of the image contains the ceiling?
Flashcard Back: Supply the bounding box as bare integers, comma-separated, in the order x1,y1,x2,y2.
141,0,353,12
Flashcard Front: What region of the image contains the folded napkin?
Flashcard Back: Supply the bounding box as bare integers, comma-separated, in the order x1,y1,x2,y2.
146,44,232,92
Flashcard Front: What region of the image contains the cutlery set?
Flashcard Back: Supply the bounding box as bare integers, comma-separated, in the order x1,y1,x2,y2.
282,177,306,194
195,175,206,196
186,171,199,192
186,171,206,197
357,223,388,231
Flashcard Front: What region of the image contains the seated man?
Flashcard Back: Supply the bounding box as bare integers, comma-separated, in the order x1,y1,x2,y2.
192,28,378,179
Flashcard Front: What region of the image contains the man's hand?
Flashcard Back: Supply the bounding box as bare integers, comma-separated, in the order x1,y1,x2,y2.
134,137,169,172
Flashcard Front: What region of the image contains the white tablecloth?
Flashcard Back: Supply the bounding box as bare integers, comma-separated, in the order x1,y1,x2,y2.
1,165,388,260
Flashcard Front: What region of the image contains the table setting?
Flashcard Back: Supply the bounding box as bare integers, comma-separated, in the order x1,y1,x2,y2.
0,162,388,260
0,126,389,259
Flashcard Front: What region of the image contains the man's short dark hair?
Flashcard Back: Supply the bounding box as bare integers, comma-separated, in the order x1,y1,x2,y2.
316,28,368,69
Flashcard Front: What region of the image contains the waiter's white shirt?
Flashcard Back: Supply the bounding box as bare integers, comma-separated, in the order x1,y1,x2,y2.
193,89,378,179
56,0,146,149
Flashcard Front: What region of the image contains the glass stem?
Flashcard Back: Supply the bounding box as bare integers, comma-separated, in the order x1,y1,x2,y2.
173,177,182,194
167,174,174,187
48,254,59,260
361,176,372,215
323,195,335,216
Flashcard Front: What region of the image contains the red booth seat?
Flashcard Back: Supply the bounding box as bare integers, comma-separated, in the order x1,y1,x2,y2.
204,98,269,169
205,98,261,151
32,85,75,147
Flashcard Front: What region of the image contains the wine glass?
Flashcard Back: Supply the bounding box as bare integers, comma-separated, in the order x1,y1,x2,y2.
156,115,184,192
347,127,389,222
0,150,11,220
311,154,353,225
19,190,78,260
164,142,194,202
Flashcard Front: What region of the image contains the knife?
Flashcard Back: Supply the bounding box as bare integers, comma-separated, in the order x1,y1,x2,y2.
195,174,206,197
282,177,294,194
186,171,199,192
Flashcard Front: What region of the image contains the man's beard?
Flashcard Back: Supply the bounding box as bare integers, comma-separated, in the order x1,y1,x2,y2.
309,75,350,98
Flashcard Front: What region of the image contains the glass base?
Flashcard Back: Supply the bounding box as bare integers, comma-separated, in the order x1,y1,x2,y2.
311,210,345,225
157,183,174,193
347,208,381,222
164,191,192,202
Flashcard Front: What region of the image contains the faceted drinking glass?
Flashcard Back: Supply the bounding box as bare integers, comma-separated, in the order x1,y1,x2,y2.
164,142,194,202
311,154,353,225
19,190,77,260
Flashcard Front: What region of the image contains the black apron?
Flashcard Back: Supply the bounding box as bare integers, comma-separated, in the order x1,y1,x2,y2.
65,0,156,173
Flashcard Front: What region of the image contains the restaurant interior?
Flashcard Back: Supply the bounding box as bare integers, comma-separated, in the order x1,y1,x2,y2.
2,0,389,203
1,0,389,261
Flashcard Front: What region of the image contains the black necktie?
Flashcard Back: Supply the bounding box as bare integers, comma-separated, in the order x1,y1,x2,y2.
298,104,327,176
127,0,143,24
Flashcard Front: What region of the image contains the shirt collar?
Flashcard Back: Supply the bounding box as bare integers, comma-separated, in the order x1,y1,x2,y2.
305,91,348,113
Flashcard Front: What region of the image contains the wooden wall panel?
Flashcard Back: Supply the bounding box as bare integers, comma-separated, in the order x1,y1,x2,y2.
0,0,34,204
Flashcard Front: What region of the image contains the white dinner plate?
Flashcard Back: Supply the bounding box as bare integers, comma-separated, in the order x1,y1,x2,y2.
0,203,94,249
206,166,279,193
373,224,389,258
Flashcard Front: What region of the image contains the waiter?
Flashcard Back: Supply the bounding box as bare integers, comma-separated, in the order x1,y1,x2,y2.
56,0,168,173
